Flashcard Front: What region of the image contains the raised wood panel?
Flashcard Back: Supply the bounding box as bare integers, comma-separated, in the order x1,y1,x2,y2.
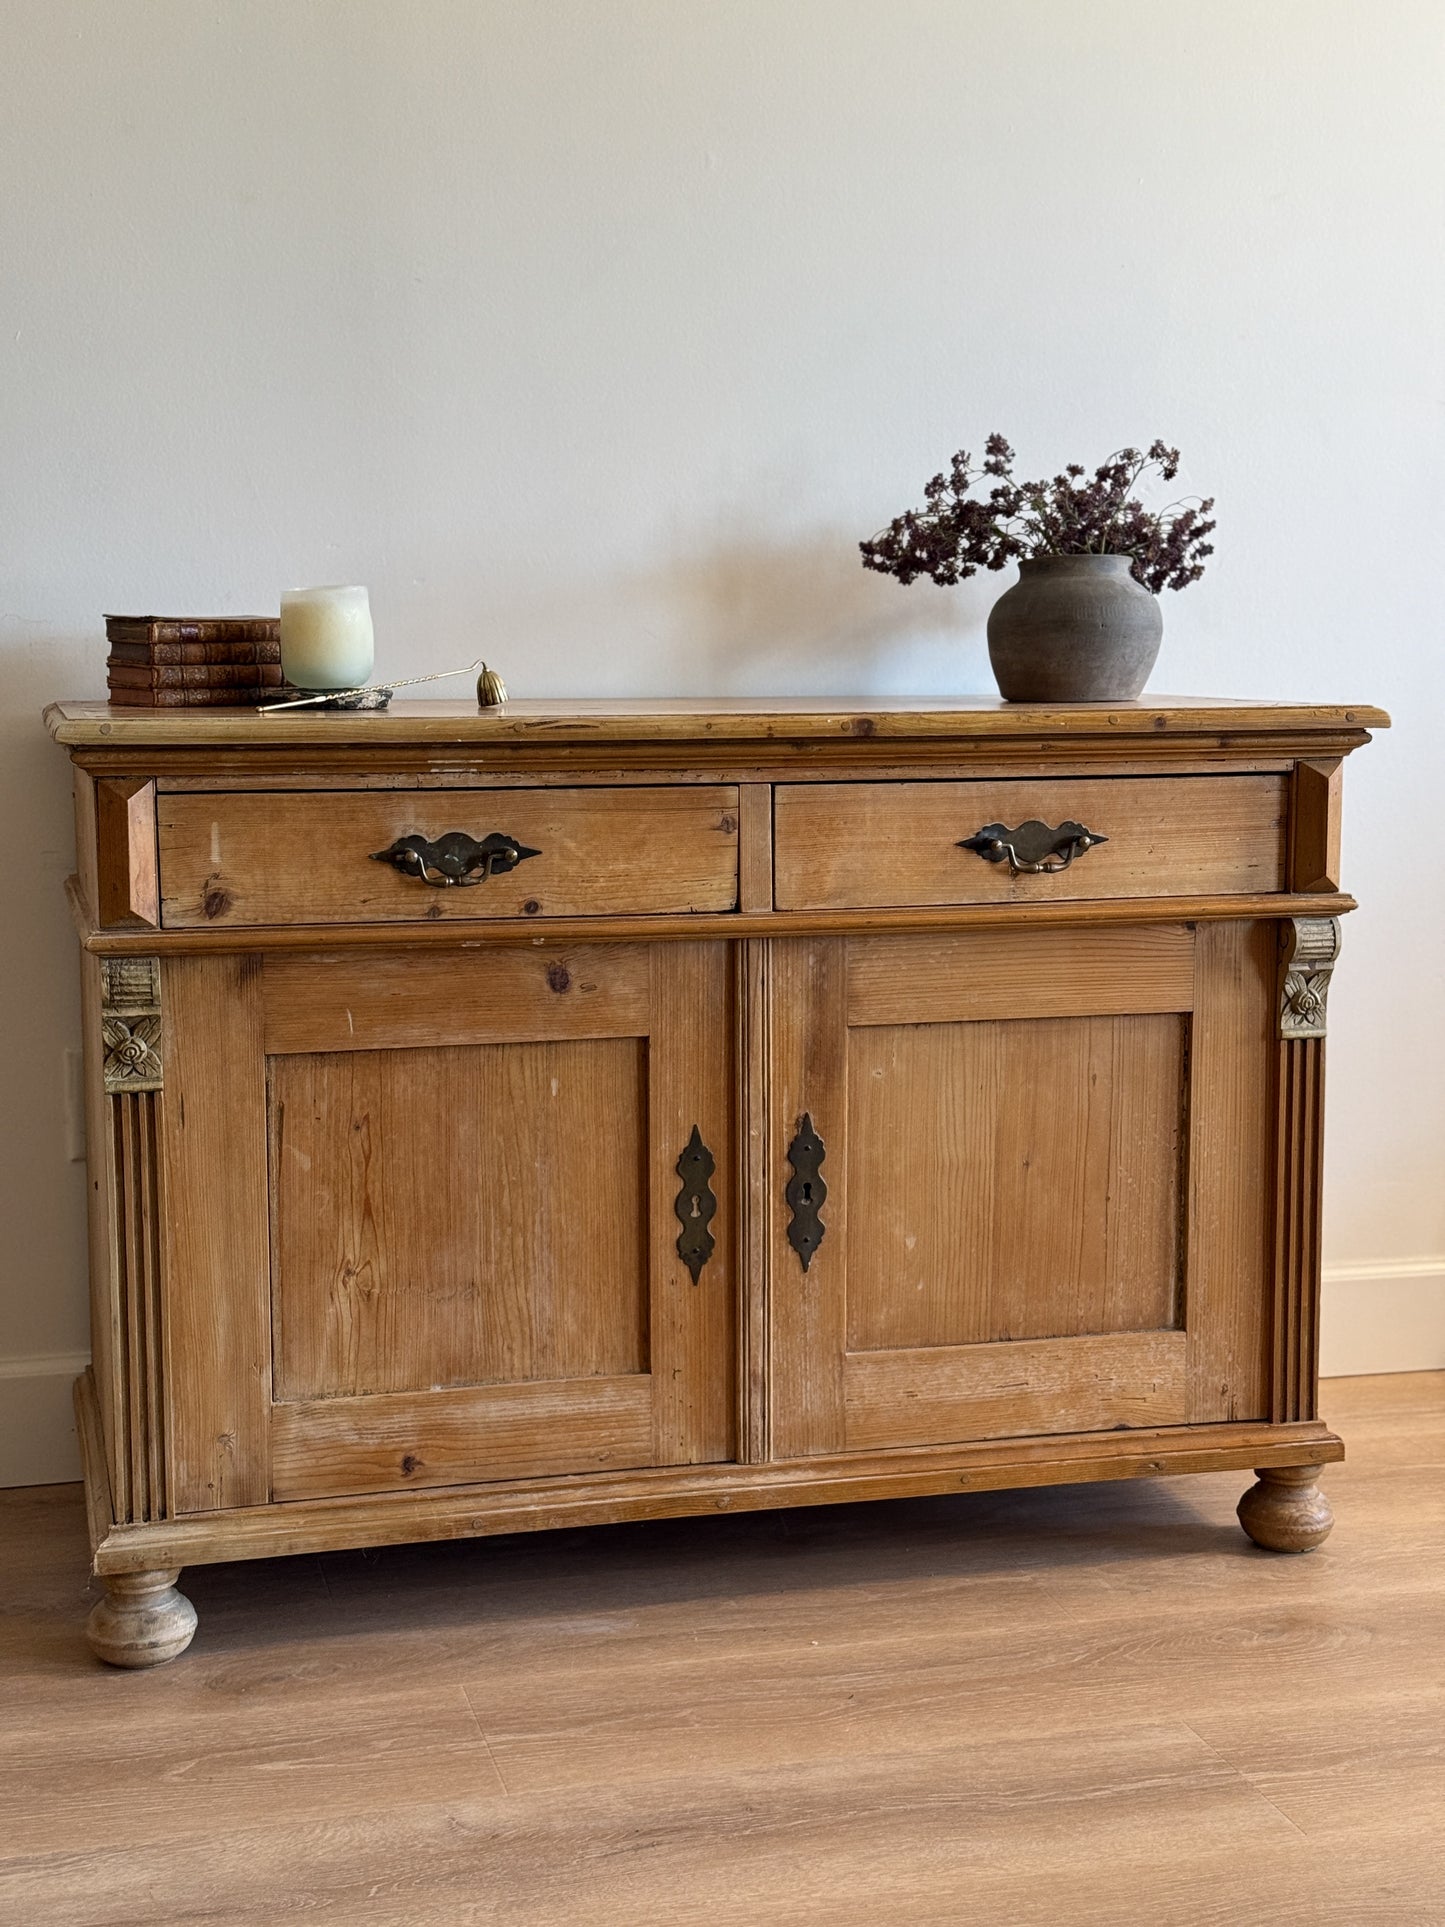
774,775,1287,910
846,923,1194,1026
271,1378,655,1500
844,1331,1187,1450
157,786,739,927
1185,920,1275,1423
262,943,652,1054
844,1014,1185,1353
269,1038,649,1402
161,956,271,1513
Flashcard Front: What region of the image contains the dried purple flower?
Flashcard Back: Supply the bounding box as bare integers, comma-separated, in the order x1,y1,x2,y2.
861,436,1216,596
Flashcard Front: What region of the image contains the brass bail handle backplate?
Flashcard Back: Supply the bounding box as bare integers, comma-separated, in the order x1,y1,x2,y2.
957,818,1107,877
370,830,541,887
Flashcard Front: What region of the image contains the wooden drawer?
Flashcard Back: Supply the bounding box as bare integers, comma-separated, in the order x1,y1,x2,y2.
773,775,1287,909
158,786,740,927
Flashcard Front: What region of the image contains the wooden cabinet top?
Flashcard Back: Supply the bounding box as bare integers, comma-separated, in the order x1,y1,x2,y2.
46,695,1388,754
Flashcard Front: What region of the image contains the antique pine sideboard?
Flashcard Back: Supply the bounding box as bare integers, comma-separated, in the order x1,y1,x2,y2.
46,695,1386,1666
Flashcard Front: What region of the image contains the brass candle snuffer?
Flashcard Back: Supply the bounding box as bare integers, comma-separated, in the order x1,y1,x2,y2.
259,659,508,713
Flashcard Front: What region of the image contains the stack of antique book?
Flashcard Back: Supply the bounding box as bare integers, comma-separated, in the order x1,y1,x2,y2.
105,615,283,706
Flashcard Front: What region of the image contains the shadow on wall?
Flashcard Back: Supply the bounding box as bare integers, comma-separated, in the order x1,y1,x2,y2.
0,626,95,1356
653,521,998,695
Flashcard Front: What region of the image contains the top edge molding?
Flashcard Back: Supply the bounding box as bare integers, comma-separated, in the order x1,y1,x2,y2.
45,696,1390,751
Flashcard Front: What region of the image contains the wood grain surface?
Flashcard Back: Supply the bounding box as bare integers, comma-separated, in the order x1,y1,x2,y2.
72,882,1363,958
844,921,1195,1025
844,1013,1185,1352
1185,920,1276,1423
79,1411,1342,1574
271,1377,657,1501
52,703,1381,1689
2,1372,1438,1925
269,1038,650,1400
93,776,160,927
157,785,740,926
1290,757,1343,892
46,692,1392,747
160,955,271,1513
774,774,1288,908
262,941,656,1055
843,1330,1188,1448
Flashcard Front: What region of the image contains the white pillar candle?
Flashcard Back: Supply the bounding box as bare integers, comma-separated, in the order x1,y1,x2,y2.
279,585,375,690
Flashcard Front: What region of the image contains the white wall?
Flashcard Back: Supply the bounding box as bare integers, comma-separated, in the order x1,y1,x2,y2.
3,1,1441,1484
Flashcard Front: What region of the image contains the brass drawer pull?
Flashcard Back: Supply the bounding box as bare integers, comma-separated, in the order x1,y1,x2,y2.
957,818,1107,877
370,830,541,887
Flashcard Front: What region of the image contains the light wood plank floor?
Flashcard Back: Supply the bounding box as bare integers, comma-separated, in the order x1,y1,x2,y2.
0,1373,1441,1925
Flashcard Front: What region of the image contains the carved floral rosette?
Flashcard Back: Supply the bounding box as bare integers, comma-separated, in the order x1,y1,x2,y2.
100,956,163,1093
1280,917,1340,1041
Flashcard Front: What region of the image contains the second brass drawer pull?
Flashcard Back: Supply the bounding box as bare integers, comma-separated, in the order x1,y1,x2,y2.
370,830,541,887
957,818,1107,877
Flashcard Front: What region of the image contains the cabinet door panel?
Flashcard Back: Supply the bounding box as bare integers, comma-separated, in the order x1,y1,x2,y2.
844,1013,1184,1353
162,941,733,1511
770,924,1270,1458
270,1038,648,1401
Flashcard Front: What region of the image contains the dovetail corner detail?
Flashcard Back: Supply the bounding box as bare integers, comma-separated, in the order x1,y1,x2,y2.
101,955,163,1093
1280,917,1341,1041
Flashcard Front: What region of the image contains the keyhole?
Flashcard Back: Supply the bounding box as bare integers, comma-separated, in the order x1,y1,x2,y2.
802,1181,813,1201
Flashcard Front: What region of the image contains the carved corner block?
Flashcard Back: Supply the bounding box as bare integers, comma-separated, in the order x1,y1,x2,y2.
100,956,163,1093
1279,917,1340,1041
1289,758,1343,893
95,777,161,928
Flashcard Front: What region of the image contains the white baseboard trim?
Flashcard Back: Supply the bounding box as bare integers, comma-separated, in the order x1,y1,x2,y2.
0,1267,1438,1489
1320,1259,1445,1378
0,1352,87,1489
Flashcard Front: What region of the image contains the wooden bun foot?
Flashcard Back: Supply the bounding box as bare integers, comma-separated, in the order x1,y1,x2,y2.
1237,1465,1334,1553
86,1569,197,1668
